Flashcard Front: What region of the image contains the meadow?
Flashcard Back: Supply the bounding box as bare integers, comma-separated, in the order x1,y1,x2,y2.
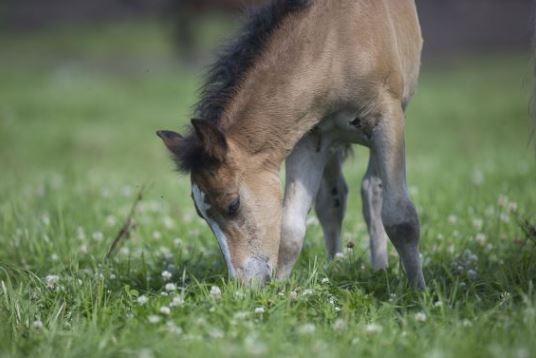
0,20,535,357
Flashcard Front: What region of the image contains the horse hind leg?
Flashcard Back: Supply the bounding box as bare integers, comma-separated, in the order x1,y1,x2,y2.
314,148,348,259
361,157,389,271
371,100,425,289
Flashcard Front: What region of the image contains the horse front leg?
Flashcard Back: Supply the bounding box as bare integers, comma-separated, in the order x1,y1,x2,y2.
372,102,425,289
277,134,330,279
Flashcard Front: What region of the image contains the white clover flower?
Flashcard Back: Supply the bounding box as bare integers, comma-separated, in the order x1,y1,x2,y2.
335,252,345,260
41,214,50,226
472,218,483,230
171,296,184,307
233,311,248,320
254,307,265,314
208,328,224,339
467,269,477,280
471,169,484,186
152,231,162,240
76,226,86,241
161,270,172,281
333,319,346,331
173,238,183,247
365,323,383,334
79,244,88,254
183,212,194,223
245,334,267,356
121,185,133,197
508,202,518,212
234,290,245,299
166,321,183,334
50,253,59,262
45,275,60,289
159,306,171,315
433,300,443,307
321,277,330,284
415,312,427,322
92,231,104,242
165,283,177,292
500,212,510,223
163,216,176,229
298,323,316,335
106,215,117,227
498,195,509,207
159,247,172,260
210,286,222,300
500,291,511,302
462,319,472,327
475,233,486,244
32,320,44,329
289,290,298,301
302,289,314,296
137,295,149,305
448,215,458,225
109,274,116,280
147,315,161,324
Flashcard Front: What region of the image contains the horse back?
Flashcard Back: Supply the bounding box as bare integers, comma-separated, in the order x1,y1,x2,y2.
305,0,423,108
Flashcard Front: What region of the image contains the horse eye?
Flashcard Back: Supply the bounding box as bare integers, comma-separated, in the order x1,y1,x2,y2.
228,196,240,216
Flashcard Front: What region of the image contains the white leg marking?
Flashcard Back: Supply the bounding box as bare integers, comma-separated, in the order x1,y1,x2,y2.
362,157,389,271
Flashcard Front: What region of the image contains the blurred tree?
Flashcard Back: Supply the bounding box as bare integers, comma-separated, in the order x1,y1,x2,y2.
163,0,268,62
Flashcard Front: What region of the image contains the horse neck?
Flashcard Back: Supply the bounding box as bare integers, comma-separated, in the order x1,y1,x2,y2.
223,78,320,169
221,52,324,169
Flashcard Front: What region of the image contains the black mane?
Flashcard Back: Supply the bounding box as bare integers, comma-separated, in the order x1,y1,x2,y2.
174,0,311,173
195,0,311,123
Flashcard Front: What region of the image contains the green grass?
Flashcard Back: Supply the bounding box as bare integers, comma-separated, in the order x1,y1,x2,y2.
1,20,536,358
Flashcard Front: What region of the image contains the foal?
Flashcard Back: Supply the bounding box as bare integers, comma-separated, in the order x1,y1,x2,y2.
158,0,425,288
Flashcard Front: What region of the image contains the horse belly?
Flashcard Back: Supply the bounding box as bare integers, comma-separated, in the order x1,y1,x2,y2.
317,111,372,147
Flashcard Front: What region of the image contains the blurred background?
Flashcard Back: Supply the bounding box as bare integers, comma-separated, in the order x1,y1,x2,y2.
0,0,534,218
2,0,533,59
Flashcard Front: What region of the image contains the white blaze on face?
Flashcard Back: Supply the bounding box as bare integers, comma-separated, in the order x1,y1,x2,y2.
191,184,236,277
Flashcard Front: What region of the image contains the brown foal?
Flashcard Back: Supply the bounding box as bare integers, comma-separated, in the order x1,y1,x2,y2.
158,0,425,288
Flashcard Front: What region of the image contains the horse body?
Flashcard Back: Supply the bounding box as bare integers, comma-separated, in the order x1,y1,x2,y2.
158,0,425,288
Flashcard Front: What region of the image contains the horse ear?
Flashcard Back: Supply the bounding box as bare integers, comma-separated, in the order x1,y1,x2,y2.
156,130,183,154
191,119,228,161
